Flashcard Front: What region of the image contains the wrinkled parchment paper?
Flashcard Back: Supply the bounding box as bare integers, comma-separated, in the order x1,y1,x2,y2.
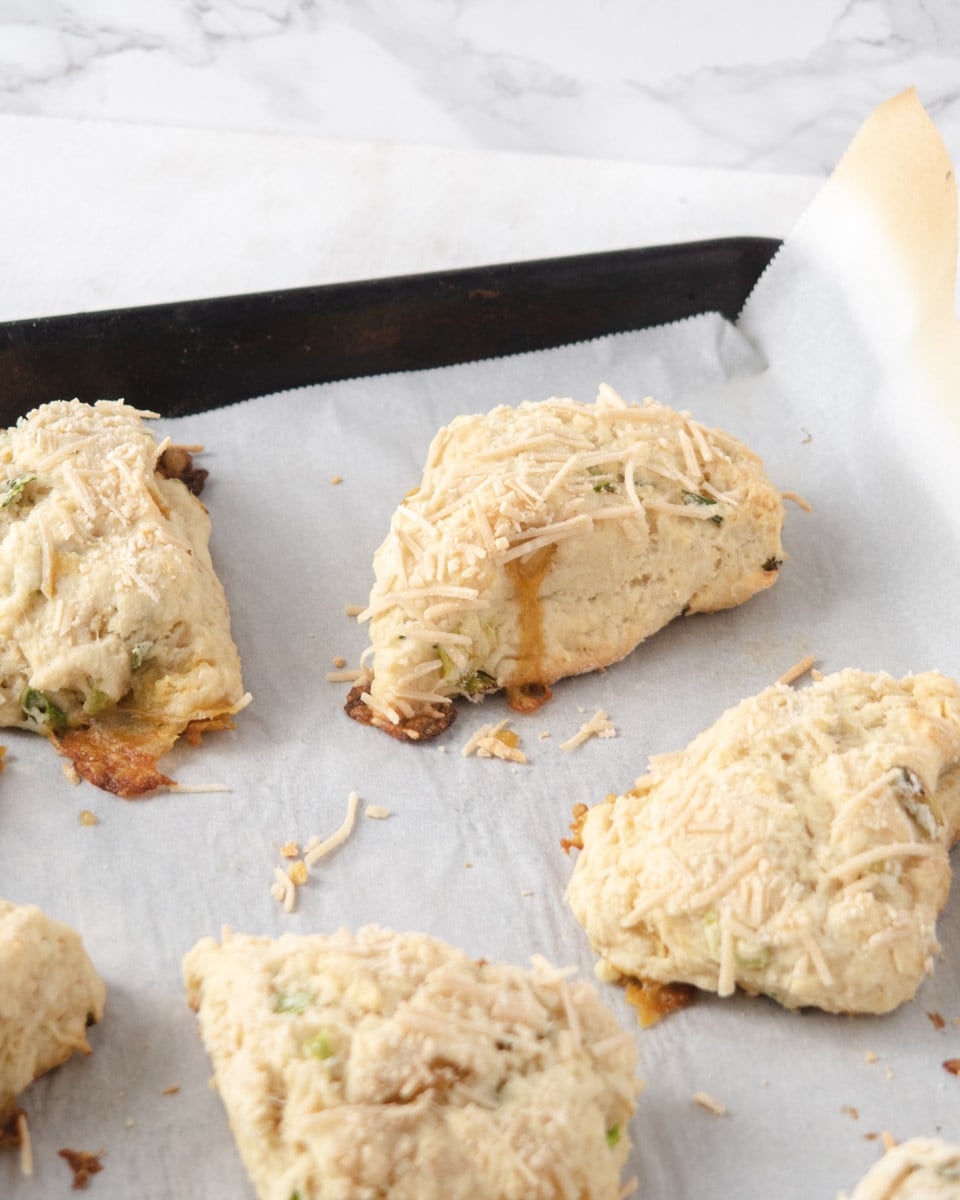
1,91,958,1200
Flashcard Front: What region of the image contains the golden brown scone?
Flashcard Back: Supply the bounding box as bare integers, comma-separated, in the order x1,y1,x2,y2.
183,924,641,1200
350,384,785,738
0,399,249,795
567,669,960,1014
0,899,105,1123
839,1137,960,1199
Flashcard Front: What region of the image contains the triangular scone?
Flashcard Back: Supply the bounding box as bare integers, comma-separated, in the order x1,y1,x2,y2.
0,399,248,795
348,385,785,739
183,925,641,1200
0,899,105,1125
840,1137,960,1199
566,669,960,1015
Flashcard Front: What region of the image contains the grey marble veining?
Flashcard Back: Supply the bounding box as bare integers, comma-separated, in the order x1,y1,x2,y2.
0,0,957,173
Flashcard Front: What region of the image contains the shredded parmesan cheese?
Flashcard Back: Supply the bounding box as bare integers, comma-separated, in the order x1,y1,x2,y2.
304,792,362,867
17,1111,32,1176
325,668,363,683
163,783,231,794
560,709,616,750
781,490,813,512
461,719,527,763
270,867,297,913
692,1091,727,1116
777,654,817,686
364,804,391,820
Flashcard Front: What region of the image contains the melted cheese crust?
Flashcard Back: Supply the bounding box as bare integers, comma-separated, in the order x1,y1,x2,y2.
0,400,245,735
183,924,641,1200
0,899,105,1121
567,669,960,1014
356,386,784,729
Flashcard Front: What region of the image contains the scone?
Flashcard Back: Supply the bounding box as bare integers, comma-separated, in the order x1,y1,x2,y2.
0,399,248,795
566,669,960,1014
0,899,105,1123
183,924,641,1200
347,384,784,739
839,1137,960,1198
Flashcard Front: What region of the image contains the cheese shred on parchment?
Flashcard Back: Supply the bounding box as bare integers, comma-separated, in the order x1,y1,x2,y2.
17,1112,32,1176
560,709,616,750
692,1091,727,1116
462,719,527,763
270,793,367,912
304,791,362,867
777,654,817,686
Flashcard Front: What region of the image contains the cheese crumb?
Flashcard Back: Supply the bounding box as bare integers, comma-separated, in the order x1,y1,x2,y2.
330,475,343,485
79,810,98,826
462,719,527,763
331,656,347,669
16,1111,32,1177
364,805,392,820
864,1050,878,1064
62,762,81,786
279,841,299,859
560,709,616,751
777,655,816,686
344,603,365,617
692,1091,727,1115
326,668,363,683
288,860,309,887
161,1085,180,1096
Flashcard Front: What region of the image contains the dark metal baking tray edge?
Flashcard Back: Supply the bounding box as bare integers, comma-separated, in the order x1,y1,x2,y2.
0,236,779,422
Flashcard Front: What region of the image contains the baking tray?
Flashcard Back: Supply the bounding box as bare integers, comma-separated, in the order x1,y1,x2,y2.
0,236,779,419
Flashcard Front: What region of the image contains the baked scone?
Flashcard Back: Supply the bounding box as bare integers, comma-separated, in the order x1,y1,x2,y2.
347,384,784,739
183,924,641,1200
840,1137,960,1199
566,669,960,1014
0,399,248,795
0,899,105,1124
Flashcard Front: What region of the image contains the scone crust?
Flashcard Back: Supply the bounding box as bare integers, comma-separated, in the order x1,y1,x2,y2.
567,669,960,1014
0,899,105,1121
353,386,784,735
183,924,641,1200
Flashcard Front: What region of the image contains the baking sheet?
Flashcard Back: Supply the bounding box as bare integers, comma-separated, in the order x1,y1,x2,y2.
2,90,960,1199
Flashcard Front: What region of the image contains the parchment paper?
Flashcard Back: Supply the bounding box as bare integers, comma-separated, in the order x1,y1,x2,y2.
2,90,958,1200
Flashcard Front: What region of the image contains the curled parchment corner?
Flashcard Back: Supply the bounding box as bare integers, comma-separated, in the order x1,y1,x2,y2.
739,88,960,523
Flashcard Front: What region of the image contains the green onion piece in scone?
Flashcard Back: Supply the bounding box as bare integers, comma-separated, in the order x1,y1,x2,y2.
461,669,498,697
306,1031,334,1059
273,990,313,1015
21,687,68,732
682,491,723,525
0,473,36,510
130,641,151,671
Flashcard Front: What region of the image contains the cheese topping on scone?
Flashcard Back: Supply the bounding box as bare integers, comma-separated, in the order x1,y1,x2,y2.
348,385,784,739
0,899,105,1124
0,399,248,795
183,924,641,1200
839,1137,960,1199
566,669,960,1014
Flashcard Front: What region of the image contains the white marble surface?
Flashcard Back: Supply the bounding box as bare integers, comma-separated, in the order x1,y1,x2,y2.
0,0,958,175
0,0,956,318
